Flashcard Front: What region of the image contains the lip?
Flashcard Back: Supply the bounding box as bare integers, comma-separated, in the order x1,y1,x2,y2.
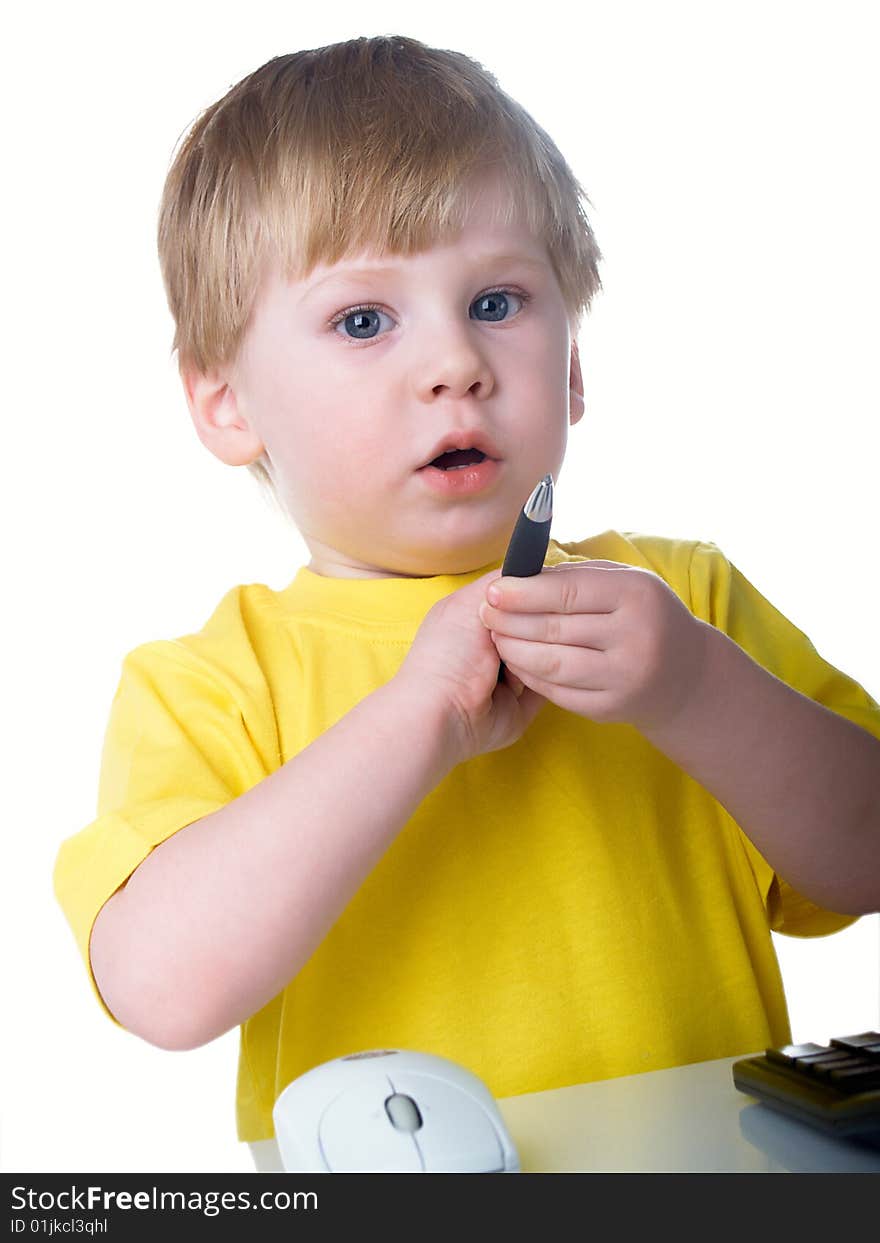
417,456,503,496
417,429,502,471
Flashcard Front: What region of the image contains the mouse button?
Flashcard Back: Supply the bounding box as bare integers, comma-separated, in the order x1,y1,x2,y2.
390,1073,505,1173
385,1092,423,1132
318,1079,422,1173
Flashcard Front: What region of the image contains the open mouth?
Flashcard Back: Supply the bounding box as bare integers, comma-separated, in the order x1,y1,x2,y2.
427,448,488,471
417,444,501,495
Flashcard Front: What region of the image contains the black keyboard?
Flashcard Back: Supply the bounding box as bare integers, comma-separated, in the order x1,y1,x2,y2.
732,1031,880,1136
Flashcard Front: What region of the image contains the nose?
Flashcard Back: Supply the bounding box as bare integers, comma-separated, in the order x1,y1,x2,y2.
413,319,496,403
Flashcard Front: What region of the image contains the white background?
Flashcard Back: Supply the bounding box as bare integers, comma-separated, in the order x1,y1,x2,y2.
3,0,878,1173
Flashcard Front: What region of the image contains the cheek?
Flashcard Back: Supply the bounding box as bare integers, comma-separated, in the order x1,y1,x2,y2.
509,325,570,393
274,411,386,505
512,342,571,425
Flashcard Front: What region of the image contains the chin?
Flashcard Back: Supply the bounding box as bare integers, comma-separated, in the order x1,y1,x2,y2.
393,540,506,578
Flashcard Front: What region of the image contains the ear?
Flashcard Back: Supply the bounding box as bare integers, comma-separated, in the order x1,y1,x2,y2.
180,364,266,467
569,337,585,426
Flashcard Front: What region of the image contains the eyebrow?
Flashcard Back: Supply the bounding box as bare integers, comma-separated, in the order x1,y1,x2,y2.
301,252,550,299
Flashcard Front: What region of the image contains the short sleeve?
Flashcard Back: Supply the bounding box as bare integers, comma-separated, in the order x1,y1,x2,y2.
688,540,880,937
53,639,275,1021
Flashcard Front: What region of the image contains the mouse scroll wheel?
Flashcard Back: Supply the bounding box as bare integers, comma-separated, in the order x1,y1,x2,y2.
384,1092,423,1132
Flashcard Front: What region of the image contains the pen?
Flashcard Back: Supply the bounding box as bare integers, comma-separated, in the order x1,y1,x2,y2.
496,474,554,685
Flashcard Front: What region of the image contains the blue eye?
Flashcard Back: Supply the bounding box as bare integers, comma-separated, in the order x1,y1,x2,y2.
333,305,391,340
470,290,524,322
329,288,528,342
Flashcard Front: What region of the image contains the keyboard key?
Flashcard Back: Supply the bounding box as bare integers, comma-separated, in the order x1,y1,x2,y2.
810,1055,864,1077
766,1042,826,1066
806,1052,861,1076
830,1032,880,1057
826,1063,880,1093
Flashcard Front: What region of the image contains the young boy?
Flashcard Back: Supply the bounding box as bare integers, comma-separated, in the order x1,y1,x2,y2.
54,35,880,1166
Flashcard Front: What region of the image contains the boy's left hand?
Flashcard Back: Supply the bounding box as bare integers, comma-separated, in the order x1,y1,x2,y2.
479,561,712,733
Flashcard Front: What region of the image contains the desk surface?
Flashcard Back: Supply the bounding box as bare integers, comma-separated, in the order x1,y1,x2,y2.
496,1055,880,1173
254,1054,880,1173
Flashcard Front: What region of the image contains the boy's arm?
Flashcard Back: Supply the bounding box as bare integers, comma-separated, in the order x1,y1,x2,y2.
88,570,540,1052
635,622,880,916
90,676,461,1051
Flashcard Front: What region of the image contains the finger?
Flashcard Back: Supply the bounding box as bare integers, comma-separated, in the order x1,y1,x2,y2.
487,562,638,615
515,684,547,727
468,567,505,592
502,659,614,718
493,634,608,689
480,600,608,650
505,669,525,697
495,679,546,732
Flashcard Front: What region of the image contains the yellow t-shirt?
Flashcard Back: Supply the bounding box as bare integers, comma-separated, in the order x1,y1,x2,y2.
53,532,879,1142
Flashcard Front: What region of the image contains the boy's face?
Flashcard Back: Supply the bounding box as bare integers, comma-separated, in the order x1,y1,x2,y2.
187,177,584,578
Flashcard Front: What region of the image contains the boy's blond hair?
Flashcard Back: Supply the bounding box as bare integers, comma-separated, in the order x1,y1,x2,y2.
157,35,602,499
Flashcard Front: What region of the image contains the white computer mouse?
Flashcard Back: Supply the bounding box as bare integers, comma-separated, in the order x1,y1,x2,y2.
272,1048,520,1173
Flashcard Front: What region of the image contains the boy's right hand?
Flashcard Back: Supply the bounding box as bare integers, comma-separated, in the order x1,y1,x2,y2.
394,570,546,765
